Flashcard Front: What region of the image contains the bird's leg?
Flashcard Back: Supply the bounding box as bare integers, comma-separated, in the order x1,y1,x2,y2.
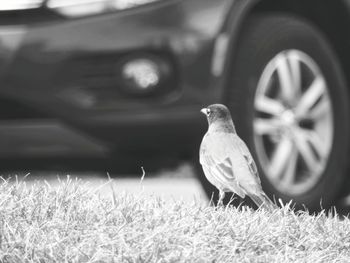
218,190,225,206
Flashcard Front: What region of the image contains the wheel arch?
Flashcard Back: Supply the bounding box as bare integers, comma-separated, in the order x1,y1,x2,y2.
215,0,350,200
218,0,350,105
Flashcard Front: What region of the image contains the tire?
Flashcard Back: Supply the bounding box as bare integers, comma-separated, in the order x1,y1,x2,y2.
199,13,350,211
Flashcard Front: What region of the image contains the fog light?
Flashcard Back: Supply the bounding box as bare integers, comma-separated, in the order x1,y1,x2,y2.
122,59,160,91
119,55,172,96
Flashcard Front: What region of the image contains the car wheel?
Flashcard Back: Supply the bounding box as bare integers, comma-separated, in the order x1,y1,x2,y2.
199,14,350,211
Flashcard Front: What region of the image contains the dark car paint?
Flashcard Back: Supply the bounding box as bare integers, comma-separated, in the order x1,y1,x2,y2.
2,0,350,167
0,0,257,161
3,1,227,108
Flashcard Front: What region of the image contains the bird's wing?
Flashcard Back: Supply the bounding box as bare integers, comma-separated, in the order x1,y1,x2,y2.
200,134,237,179
235,135,260,182
201,156,245,197
201,159,229,185
200,134,246,197
200,140,235,182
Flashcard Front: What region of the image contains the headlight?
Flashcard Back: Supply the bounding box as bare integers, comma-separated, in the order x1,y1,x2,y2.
47,0,161,17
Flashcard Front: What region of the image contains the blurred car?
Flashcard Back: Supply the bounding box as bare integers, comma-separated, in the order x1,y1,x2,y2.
0,0,350,211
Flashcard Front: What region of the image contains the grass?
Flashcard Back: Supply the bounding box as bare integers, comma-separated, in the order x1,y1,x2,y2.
0,176,349,263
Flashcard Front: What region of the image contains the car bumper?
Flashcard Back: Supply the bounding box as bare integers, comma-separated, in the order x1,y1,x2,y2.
0,0,230,153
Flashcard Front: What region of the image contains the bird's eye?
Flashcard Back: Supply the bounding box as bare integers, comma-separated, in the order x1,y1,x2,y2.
206,109,211,116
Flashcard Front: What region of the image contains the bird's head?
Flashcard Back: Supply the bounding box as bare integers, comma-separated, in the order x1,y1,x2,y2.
200,104,235,132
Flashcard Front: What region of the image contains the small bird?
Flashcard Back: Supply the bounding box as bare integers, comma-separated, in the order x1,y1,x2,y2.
200,104,276,210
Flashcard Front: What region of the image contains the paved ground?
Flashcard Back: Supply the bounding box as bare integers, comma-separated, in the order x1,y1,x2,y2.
4,163,208,203
4,163,350,213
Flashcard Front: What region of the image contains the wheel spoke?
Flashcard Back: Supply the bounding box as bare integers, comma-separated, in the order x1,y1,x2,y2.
254,118,280,135
294,128,321,172
267,137,293,180
255,95,285,116
302,129,328,160
275,53,295,102
288,51,302,97
279,145,298,188
308,96,331,120
295,76,326,117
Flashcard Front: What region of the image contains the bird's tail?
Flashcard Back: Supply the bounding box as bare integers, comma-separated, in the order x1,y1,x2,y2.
250,192,277,211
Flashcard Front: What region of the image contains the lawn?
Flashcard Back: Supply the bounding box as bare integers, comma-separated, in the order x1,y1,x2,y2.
0,177,349,263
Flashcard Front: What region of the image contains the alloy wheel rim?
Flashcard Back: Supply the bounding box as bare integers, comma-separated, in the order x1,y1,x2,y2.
253,49,334,195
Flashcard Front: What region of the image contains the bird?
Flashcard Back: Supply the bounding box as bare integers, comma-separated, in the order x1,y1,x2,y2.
199,103,276,210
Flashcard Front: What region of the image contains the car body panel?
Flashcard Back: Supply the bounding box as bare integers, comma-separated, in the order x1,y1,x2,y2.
0,0,257,158
1,0,230,113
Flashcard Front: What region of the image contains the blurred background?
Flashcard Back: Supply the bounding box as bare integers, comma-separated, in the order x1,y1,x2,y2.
1,0,350,212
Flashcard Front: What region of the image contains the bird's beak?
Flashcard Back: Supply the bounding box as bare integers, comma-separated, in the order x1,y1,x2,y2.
200,108,208,115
